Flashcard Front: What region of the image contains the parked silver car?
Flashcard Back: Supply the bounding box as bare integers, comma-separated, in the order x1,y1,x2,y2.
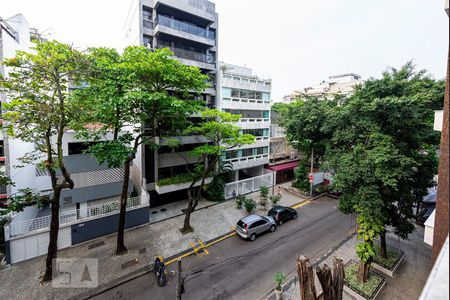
235,214,277,241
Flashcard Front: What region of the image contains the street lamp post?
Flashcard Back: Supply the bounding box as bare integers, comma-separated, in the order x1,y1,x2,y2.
309,147,314,197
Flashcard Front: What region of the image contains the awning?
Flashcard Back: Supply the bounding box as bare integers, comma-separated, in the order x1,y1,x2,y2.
266,161,298,172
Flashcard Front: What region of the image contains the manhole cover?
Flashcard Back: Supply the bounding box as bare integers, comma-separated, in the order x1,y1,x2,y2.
160,208,167,212
151,211,158,215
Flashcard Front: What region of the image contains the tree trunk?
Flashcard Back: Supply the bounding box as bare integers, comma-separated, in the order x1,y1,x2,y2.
116,158,131,255
379,230,387,259
42,191,61,282
357,261,370,283
316,257,345,300
297,256,317,300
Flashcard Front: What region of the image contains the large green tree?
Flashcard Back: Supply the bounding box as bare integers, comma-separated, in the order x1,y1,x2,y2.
1,41,84,281
279,97,336,165
175,109,254,233
326,62,443,281
73,47,207,254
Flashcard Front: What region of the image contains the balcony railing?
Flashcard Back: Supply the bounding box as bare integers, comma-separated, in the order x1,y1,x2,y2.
8,196,142,236
143,19,154,29
156,15,215,40
157,43,215,64
239,118,270,123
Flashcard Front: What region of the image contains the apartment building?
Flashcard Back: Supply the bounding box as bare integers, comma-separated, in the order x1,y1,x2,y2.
1,15,149,265
283,73,364,102
217,63,272,183
124,0,219,207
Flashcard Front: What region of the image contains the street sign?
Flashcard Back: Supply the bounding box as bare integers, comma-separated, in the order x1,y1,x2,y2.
309,175,314,183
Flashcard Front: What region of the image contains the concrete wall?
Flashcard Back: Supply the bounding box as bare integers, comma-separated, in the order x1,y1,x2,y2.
71,207,149,245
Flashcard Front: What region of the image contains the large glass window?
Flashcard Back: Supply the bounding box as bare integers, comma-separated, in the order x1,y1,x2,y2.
222,87,232,98
231,89,240,98
262,93,270,101
263,110,270,118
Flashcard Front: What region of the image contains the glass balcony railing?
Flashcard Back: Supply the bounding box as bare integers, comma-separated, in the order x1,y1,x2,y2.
156,15,215,40
157,42,215,64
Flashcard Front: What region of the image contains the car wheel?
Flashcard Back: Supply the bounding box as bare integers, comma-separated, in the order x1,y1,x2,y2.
293,213,297,219
270,225,276,232
249,233,256,241
279,220,283,226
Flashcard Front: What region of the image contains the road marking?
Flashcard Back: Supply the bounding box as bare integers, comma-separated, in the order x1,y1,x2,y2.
165,199,316,266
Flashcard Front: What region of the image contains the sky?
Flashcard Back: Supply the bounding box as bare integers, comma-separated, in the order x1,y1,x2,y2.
1,0,448,100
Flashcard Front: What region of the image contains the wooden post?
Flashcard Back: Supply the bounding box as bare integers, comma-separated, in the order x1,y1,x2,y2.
297,256,317,300
316,257,345,300
176,258,182,300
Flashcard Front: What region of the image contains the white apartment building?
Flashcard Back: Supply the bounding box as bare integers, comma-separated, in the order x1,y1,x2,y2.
283,73,364,102
218,62,272,182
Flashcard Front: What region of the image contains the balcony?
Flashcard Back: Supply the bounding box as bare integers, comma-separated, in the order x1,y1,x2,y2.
155,174,212,194
221,97,271,111
225,154,270,171
236,118,270,129
157,43,215,69
155,15,215,45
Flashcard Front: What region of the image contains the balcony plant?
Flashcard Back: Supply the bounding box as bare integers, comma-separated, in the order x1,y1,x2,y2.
274,271,286,300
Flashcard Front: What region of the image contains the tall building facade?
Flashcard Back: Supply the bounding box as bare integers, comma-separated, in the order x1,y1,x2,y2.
218,63,272,182
124,0,219,207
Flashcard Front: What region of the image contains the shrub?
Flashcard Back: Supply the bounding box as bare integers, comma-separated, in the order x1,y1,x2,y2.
274,272,286,291
243,198,256,213
205,175,226,202
259,185,269,208
157,173,193,186
235,195,245,209
270,195,281,205
293,163,310,192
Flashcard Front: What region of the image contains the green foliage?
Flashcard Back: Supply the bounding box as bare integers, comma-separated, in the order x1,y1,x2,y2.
293,163,310,191
243,198,256,213
235,195,245,209
344,262,384,299
270,195,281,205
279,98,337,164
355,212,384,264
259,185,269,206
157,173,194,186
205,175,226,202
274,271,287,291
373,244,403,270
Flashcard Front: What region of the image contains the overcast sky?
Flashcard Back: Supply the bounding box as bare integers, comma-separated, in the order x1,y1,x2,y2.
1,0,448,100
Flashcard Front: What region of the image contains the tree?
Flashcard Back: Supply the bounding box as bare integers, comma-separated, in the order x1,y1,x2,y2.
1,41,84,281
73,47,207,254
326,62,444,278
279,97,336,165
178,109,254,233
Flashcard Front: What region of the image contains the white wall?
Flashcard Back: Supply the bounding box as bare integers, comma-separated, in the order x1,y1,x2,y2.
434,110,444,132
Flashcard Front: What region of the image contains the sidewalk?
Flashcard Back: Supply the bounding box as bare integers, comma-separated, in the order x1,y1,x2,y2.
0,183,309,300
268,225,432,300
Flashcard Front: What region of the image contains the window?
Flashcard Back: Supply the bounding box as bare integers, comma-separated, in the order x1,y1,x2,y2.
231,89,240,98
222,88,232,98
263,111,270,118
143,35,152,47
226,151,238,160
143,7,153,28
262,93,270,101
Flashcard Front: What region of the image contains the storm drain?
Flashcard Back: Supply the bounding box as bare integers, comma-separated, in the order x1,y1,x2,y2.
121,259,138,270
87,241,105,250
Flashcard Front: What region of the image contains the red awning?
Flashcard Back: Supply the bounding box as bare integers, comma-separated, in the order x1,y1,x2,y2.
266,161,298,172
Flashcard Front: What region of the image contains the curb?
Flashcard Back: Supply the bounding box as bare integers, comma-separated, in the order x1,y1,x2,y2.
78,194,327,299
263,231,356,300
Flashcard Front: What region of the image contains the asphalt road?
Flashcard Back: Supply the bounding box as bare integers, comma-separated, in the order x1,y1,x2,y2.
92,196,354,300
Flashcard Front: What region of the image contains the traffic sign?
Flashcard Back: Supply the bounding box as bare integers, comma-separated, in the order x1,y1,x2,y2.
309,175,314,183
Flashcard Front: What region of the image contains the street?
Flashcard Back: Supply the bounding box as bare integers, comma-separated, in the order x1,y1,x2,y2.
92,196,354,300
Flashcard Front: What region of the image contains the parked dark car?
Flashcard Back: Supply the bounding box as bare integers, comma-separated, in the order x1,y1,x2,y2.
268,206,298,225
235,214,277,241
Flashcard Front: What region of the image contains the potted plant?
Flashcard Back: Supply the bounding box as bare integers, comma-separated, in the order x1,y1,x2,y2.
270,195,281,206
243,198,256,213
274,271,286,300
235,195,245,209
259,185,269,208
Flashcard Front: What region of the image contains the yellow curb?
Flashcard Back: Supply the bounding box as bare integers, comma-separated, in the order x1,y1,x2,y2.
291,200,311,209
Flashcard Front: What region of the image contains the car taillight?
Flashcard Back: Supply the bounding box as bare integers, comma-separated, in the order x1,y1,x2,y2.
244,224,248,233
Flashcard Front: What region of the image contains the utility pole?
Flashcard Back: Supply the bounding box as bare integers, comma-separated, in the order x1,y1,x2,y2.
176,258,182,300
309,147,314,197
